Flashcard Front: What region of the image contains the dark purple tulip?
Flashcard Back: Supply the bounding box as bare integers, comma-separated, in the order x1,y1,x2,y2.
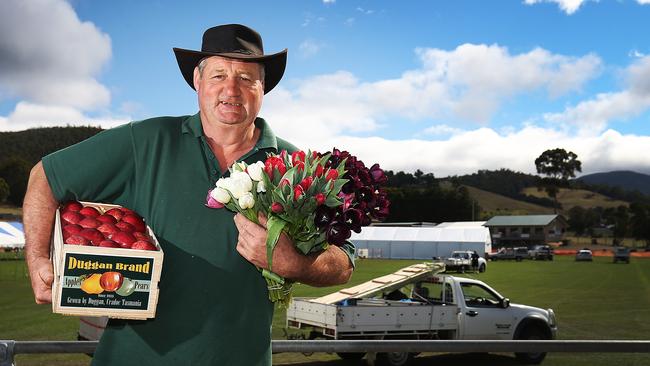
369,163,387,184
314,205,335,229
326,221,351,246
344,209,363,233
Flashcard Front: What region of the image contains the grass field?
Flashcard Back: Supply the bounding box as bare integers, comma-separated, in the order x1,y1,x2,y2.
2,256,650,366
521,187,629,211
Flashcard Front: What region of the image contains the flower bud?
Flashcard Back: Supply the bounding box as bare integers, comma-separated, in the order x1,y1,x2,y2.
315,193,326,205
210,187,231,204
271,202,284,214
315,164,324,178
238,192,255,209
326,169,339,181
205,189,225,208
256,180,266,193
247,161,265,181
293,185,304,201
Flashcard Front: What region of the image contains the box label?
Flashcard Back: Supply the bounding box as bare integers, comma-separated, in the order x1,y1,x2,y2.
60,253,154,311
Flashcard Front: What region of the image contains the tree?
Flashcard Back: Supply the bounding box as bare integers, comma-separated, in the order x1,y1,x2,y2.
0,178,9,203
0,157,32,206
535,148,582,213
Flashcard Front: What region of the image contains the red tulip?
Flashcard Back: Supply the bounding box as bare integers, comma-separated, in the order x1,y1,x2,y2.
326,169,338,181
315,193,326,205
293,185,304,201
299,176,313,191
291,150,306,165
315,164,324,178
271,202,284,214
264,156,287,179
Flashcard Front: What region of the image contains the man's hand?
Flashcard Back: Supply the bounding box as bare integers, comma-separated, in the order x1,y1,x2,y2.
29,256,54,304
234,213,352,286
23,161,59,304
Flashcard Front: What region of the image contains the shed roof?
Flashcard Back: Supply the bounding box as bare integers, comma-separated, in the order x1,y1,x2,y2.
350,225,491,244
0,221,24,247
483,215,559,227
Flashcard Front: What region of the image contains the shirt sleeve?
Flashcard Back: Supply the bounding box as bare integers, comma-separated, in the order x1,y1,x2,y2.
338,240,356,268
42,122,136,204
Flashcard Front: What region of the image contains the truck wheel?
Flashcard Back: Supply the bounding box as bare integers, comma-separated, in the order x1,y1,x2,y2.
515,326,548,364
336,352,365,361
377,351,414,366
479,263,486,273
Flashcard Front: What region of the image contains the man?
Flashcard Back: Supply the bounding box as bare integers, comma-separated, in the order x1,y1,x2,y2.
23,24,354,365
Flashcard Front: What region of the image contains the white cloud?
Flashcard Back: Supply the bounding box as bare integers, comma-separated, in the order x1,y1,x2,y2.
637,0,650,4
322,0,335,4
356,7,375,15
298,40,323,58
0,0,112,111
422,124,464,136
267,124,650,177
263,44,601,141
523,0,590,14
0,102,129,131
544,56,650,134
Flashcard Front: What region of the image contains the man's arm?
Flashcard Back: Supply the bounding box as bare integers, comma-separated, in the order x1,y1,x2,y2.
23,161,59,304
234,213,353,286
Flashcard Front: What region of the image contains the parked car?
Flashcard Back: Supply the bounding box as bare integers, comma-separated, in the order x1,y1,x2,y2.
444,250,487,273
489,247,530,261
613,247,630,264
575,249,593,262
528,245,554,261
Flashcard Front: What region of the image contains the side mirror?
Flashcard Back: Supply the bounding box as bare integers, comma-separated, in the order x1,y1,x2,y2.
500,298,510,309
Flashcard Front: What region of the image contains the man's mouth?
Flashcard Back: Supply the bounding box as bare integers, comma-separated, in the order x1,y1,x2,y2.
220,101,242,107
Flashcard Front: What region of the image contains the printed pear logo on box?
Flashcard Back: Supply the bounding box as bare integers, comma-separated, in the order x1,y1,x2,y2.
61,253,154,310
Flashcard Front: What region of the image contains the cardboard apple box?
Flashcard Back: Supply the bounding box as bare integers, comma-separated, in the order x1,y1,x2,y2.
51,201,163,319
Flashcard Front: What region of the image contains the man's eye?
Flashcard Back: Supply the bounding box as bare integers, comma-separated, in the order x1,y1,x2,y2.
240,75,252,82
212,74,226,80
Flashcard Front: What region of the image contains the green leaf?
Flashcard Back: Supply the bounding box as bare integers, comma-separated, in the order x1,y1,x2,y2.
265,215,288,271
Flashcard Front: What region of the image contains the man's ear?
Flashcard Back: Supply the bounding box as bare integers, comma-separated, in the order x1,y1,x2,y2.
193,67,201,91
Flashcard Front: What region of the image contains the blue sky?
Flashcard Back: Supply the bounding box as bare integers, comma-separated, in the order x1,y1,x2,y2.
2,0,650,177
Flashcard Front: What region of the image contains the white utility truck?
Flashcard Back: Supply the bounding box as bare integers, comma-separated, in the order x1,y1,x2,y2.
286,262,557,366
443,250,487,272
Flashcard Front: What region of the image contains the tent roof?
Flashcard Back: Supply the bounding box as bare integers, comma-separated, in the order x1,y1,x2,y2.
350,224,491,244
0,221,24,247
484,215,560,227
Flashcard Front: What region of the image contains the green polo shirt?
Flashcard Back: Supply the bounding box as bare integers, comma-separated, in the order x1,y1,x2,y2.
43,113,353,365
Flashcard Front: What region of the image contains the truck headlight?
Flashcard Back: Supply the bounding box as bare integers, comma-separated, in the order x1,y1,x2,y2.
547,308,557,328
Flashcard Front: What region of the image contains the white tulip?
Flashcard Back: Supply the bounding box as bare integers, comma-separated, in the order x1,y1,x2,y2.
247,161,265,181
238,192,255,209
256,180,266,193
229,171,253,199
210,187,231,204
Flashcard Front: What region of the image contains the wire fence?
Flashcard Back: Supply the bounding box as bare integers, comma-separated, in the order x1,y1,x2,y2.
2,339,650,366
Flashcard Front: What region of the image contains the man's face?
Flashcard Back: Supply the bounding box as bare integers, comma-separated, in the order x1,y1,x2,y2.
193,56,264,127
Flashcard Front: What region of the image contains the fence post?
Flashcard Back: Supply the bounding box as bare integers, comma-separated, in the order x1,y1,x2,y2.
0,340,15,366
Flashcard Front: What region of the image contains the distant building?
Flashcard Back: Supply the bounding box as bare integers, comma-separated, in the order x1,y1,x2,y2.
483,215,567,247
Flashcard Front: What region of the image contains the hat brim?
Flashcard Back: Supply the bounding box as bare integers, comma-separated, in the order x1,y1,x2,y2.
173,47,287,94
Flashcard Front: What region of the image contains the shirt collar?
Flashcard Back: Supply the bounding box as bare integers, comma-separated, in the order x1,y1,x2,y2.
181,112,278,152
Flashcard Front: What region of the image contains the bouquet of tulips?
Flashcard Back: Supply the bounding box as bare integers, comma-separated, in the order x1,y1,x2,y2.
205,148,389,306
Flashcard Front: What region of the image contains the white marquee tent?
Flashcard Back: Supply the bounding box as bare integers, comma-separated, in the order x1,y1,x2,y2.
0,221,25,250
350,222,491,259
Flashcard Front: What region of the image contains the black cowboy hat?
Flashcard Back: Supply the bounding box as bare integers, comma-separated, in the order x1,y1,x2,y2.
173,24,287,94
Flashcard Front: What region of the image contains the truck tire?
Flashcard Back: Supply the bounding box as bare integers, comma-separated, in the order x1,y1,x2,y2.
376,351,414,366
479,263,486,273
336,352,365,361
514,325,549,364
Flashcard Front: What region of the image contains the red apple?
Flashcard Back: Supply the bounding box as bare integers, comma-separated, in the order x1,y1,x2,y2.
97,223,119,237
79,206,100,217
97,214,117,224
65,235,90,246
99,271,124,292
131,240,157,251
105,208,124,221
112,231,136,248
79,228,104,245
115,221,135,233
61,211,83,225
62,201,83,212
122,214,146,232
133,231,149,241
63,224,83,236
79,217,101,229
98,239,120,248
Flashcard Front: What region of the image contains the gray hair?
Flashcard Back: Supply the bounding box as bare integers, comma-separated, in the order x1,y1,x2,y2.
197,57,265,82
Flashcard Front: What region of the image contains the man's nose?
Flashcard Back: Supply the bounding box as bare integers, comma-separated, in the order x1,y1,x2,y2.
223,75,241,95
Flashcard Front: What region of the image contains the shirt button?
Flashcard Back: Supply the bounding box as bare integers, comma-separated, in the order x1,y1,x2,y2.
211,169,217,175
